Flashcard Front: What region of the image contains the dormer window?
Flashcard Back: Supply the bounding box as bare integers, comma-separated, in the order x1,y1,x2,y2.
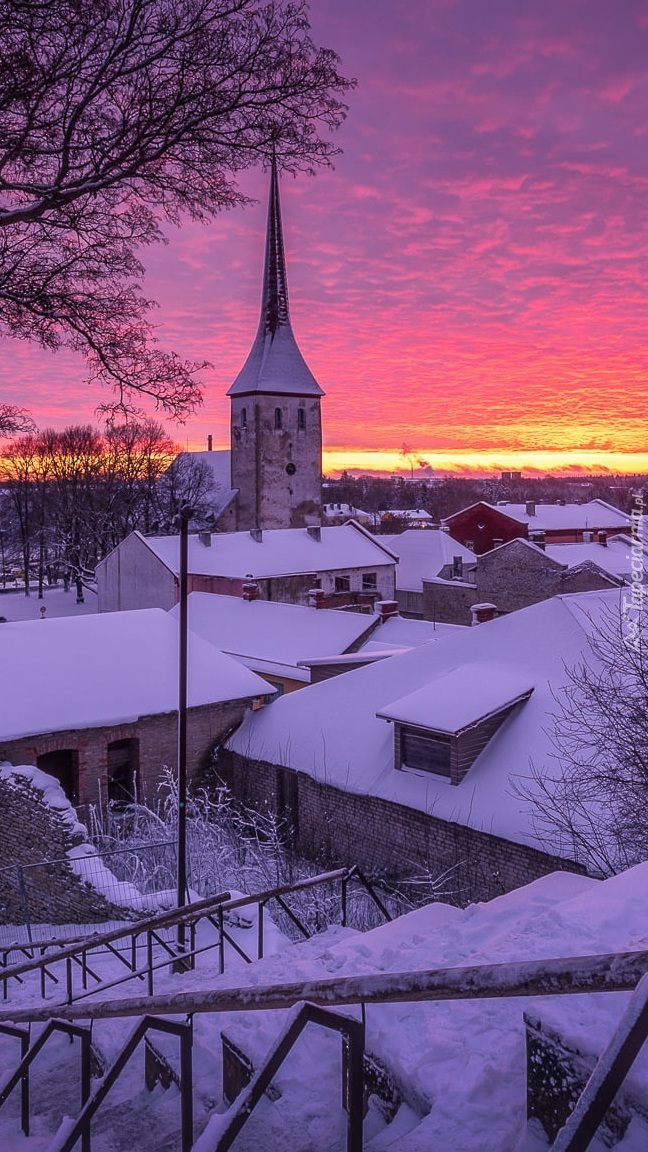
377,664,533,786
274,407,282,430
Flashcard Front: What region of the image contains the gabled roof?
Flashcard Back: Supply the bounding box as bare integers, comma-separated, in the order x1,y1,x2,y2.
376,664,533,734
137,523,397,580
0,610,269,741
381,529,476,592
227,157,323,399
442,501,526,528
504,499,630,530
443,499,630,532
170,592,376,683
546,535,643,579
227,589,625,862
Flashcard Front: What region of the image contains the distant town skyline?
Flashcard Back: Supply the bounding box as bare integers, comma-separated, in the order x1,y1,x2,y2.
2,0,648,476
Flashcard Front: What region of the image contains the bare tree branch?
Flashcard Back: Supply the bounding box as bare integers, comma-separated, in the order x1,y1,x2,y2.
0,402,35,436
513,601,648,875
0,0,353,416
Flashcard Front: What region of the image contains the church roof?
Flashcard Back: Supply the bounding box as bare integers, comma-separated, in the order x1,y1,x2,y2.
227,157,323,399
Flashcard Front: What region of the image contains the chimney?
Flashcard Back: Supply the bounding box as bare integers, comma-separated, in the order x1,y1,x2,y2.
242,580,259,602
198,531,211,547
470,602,497,626
452,555,463,579
207,434,213,452
307,525,321,542
250,528,263,543
377,599,399,623
525,501,536,517
308,588,326,609
598,531,608,547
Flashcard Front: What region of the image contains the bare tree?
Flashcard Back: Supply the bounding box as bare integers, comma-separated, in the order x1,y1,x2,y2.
0,403,35,436
516,602,648,876
0,0,352,417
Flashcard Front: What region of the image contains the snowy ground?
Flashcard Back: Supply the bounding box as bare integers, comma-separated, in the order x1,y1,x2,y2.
0,586,98,622
1,866,648,1150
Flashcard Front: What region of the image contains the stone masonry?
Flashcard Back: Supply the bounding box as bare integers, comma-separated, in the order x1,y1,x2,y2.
217,752,585,905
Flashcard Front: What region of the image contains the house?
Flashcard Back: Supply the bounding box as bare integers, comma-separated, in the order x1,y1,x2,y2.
0,610,269,810
443,499,630,554
221,590,624,901
380,528,475,616
371,508,434,530
169,591,381,696
423,536,626,624
96,522,398,613
299,611,462,683
545,533,646,582
322,503,372,527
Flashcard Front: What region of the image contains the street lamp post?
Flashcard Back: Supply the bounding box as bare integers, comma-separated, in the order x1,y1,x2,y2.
176,505,192,964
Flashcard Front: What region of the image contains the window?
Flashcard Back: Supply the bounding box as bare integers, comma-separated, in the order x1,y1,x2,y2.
362,572,377,590
401,730,451,778
334,575,350,593
240,407,247,429
274,407,282,430
298,408,306,431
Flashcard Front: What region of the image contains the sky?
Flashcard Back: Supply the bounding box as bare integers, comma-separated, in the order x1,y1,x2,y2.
2,0,648,476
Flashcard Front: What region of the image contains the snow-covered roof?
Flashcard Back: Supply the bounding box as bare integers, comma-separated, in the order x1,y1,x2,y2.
169,592,375,683
359,614,463,654
381,529,476,592
0,610,269,741
376,663,534,734
546,535,643,580
322,503,370,520
443,499,630,532
138,523,397,579
227,589,624,860
379,508,434,520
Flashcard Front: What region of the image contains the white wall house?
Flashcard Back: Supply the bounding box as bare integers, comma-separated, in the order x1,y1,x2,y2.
97,522,398,613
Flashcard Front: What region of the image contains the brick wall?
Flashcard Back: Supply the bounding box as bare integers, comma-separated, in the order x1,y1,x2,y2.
0,770,136,925
476,540,621,614
422,578,479,626
476,540,563,614
217,752,585,905
1,699,254,810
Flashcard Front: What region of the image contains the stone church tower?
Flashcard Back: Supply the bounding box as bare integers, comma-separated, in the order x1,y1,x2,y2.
228,157,323,530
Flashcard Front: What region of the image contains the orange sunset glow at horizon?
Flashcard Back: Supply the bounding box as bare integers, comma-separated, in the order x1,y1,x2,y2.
1,1,647,479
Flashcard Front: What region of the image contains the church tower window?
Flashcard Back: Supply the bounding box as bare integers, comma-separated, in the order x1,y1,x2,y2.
274,407,282,430
298,408,306,431
241,407,247,429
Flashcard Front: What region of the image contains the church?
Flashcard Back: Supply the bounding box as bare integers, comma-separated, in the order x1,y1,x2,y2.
190,157,324,532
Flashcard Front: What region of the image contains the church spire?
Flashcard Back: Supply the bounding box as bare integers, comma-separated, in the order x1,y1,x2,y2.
261,153,290,335
227,157,323,398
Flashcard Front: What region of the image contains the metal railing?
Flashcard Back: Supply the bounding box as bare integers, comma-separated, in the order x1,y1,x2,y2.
1,949,648,1151
0,1019,92,1152
0,866,391,1006
213,1002,365,1152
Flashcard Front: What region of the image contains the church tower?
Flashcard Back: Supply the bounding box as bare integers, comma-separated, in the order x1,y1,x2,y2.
228,157,323,530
